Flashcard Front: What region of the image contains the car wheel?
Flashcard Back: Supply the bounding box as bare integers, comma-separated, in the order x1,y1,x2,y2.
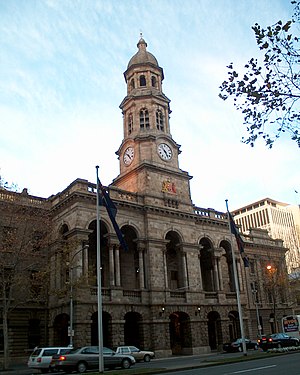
77,361,88,373
144,354,151,362
121,358,131,369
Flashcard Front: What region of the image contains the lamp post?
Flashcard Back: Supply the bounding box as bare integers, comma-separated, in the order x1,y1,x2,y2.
251,284,262,338
68,243,89,347
266,264,278,332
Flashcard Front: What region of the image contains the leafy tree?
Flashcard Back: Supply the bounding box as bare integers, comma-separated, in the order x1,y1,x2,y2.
219,1,300,148
0,189,50,369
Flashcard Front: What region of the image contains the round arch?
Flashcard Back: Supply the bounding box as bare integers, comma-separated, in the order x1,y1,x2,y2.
87,220,109,286
165,231,184,290
124,311,143,348
207,311,222,350
91,311,112,347
228,311,240,341
220,240,235,292
169,311,192,355
199,237,215,292
120,225,139,289
53,313,69,346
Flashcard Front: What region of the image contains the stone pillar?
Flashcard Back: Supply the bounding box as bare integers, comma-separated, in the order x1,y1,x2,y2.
181,250,188,288
138,247,145,289
237,259,243,291
163,249,168,289
115,246,121,287
109,244,115,287
214,248,225,291
213,257,220,291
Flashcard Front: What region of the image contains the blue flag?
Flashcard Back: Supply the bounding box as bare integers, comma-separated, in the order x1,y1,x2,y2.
228,211,249,267
98,179,128,251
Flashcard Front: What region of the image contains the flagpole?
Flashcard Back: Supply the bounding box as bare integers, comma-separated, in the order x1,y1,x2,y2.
96,166,104,373
225,199,247,356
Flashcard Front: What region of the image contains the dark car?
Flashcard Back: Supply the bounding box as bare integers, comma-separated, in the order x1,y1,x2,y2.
223,338,258,352
50,346,135,373
257,333,300,351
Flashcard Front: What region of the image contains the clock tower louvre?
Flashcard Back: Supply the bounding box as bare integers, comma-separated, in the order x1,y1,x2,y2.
113,37,193,212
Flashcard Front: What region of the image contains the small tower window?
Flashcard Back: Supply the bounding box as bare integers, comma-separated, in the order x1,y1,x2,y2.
140,75,146,87
128,113,133,135
151,76,157,87
140,109,149,129
156,109,164,131
130,79,135,90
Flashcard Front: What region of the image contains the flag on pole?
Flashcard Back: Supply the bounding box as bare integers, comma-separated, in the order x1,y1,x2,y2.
97,178,128,251
228,211,249,267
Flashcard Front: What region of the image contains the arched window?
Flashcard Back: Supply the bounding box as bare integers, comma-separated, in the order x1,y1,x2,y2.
151,76,157,87
156,110,164,131
128,114,133,135
139,75,146,87
140,109,149,129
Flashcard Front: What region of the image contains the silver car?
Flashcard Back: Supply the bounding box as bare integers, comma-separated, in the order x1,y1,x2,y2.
116,345,155,362
50,346,135,372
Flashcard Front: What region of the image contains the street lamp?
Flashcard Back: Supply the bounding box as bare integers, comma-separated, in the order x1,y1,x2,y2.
67,243,89,347
266,264,278,332
251,284,262,338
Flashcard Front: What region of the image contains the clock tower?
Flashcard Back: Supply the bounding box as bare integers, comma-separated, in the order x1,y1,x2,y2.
113,37,193,212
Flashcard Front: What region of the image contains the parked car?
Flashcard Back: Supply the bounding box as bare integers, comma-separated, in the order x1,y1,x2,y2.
50,346,135,372
223,338,258,352
27,346,72,373
257,333,300,351
115,345,155,362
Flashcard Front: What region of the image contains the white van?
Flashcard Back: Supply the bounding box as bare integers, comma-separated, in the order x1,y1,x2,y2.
27,346,72,373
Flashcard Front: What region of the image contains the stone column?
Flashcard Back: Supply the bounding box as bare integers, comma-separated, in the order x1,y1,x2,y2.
115,245,121,287
162,249,168,289
109,244,115,287
180,248,188,288
237,259,243,291
138,247,145,289
213,257,220,291
214,248,225,291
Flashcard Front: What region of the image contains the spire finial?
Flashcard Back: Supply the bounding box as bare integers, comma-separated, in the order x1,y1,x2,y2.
137,32,147,50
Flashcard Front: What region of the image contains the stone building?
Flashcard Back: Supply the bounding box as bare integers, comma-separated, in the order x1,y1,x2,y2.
0,37,294,358
46,38,292,357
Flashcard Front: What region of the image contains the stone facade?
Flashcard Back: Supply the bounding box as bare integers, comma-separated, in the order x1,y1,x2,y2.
0,37,295,358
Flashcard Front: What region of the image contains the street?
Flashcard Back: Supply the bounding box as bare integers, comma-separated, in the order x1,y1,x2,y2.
159,352,300,375
3,350,300,375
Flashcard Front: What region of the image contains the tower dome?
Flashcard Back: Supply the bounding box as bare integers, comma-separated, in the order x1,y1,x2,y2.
127,37,159,69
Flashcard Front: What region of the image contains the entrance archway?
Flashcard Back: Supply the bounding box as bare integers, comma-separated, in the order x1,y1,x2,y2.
53,313,69,346
228,311,240,340
91,311,112,347
124,312,142,347
207,311,222,350
169,311,191,355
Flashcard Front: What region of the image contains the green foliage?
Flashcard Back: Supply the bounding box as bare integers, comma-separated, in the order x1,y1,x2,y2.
219,1,300,148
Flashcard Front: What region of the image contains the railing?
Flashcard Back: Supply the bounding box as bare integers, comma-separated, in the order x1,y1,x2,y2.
170,291,186,299
89,288,111,298
194,206,227,221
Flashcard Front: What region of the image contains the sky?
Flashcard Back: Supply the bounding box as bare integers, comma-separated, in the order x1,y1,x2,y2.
0,0,299,212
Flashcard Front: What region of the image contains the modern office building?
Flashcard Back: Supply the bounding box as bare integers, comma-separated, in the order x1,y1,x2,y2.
232,199,300,273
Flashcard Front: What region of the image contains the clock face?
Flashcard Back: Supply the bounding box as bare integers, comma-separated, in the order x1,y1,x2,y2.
123,147,134,165
158,143,172,160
